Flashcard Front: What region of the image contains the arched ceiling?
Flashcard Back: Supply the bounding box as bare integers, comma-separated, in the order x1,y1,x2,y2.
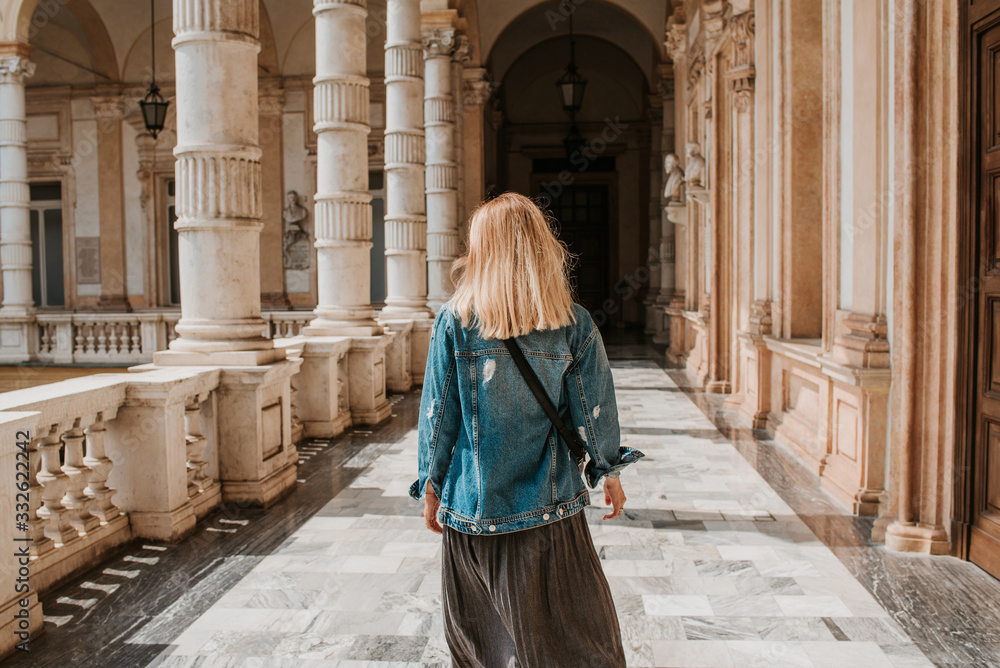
502,34,647,125
481,0,667,86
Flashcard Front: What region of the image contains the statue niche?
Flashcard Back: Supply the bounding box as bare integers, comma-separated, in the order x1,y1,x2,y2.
283,190,311,270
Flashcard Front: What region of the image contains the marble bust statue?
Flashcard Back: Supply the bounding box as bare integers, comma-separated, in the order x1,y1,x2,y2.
663,153,685,203
684,143,706,188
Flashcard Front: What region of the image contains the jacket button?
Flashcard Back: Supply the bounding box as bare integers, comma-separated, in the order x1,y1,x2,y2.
543,513,550,520
558,508,565,515
489,525,496,532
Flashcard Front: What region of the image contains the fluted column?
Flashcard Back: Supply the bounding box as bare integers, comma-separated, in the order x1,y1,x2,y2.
160,0,280,364
306,0,380,335
382,0,431,319
0,46,35,317
423,27,459,311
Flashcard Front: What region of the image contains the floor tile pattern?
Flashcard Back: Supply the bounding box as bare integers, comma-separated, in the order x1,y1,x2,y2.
145,360,935,668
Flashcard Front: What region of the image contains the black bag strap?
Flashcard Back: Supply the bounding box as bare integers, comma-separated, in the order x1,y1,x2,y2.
502,338,588,462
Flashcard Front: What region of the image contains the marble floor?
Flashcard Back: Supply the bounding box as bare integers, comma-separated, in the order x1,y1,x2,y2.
14,341,1000,667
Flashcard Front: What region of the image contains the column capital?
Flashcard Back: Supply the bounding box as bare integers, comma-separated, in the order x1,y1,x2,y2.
258,79,285,115
665,16,687,63
725,11,755,101
422,27,456,58
453,34,471,65
462,68,492,107
703,0,730,51
0,54,35,85
91,94,125,120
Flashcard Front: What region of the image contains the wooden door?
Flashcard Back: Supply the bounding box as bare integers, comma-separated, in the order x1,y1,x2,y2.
970,3,1000,579
543,184,611,317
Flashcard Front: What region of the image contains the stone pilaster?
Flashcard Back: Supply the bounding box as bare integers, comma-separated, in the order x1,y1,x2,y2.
460,68,491,242
381,0,431,320
423,27,459,312
158,0,280,365
305,0,380,336
258,79,289,309
0,44,36,363
91,90,131,311
644,91,663,336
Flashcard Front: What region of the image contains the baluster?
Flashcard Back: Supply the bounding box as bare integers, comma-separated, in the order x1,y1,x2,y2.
84,322,96,354
96,322,108,355
35,425,78,545
107,323,120,356
60,418,99,535
131,320,142,354
25,434,55,558
83,414,120,522
74,322,85,355
185,396,210,497
39,323,49,354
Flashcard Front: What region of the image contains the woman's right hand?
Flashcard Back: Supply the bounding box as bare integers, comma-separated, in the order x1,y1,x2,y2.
602,477,626,520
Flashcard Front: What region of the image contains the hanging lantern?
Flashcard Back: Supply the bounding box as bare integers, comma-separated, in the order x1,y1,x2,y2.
140,82,169,138
140,0,169,138
556,13,587,113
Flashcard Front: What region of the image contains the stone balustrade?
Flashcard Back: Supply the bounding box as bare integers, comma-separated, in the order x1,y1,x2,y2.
0,367,222,596
31,311,315,365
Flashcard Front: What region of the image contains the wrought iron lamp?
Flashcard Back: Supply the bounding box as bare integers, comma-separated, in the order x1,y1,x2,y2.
139,0,169,138
557,12,587,158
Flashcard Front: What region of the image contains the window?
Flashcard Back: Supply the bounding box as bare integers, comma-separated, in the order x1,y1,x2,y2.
167,179,181,305
29,183,64,308
369,170,386,305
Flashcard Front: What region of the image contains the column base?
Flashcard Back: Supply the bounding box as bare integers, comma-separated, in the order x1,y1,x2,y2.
221,459,298,508
0,315,34,363
347,335,393,426
153,347,286,366
191,481,223,520
213,360,302,508
282,336,355,439
381,320,414,392
129,502,197,542
302,323,383,337
885,521,950,554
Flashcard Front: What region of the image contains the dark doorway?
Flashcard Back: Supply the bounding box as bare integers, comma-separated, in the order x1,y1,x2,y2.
540,183,610,316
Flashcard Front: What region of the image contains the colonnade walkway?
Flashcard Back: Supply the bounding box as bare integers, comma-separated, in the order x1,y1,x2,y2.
14,340,1000,667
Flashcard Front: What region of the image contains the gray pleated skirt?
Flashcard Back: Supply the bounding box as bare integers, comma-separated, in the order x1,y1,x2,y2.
441,509,626,668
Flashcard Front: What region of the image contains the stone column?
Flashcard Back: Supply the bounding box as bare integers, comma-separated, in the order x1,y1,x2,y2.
306,0,380,336
0,44,35,363
158,0,280,366
461,68,490,240
423,27,459,311
451,36,470,242
382,0,431,320
298,0,391,429
91,89,131,311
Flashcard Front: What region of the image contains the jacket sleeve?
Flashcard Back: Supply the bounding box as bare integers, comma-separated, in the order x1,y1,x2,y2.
409,309,462,501
565,316,644,488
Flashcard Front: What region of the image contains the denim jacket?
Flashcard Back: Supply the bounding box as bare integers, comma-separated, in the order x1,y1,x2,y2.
409,302,644,535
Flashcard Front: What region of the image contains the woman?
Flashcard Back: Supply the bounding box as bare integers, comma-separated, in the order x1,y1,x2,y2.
409,192,643,667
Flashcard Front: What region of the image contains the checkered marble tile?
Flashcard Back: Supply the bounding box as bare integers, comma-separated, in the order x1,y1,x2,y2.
147,361,933,668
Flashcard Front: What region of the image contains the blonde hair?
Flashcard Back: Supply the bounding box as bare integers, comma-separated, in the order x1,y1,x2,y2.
450,192,576,339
